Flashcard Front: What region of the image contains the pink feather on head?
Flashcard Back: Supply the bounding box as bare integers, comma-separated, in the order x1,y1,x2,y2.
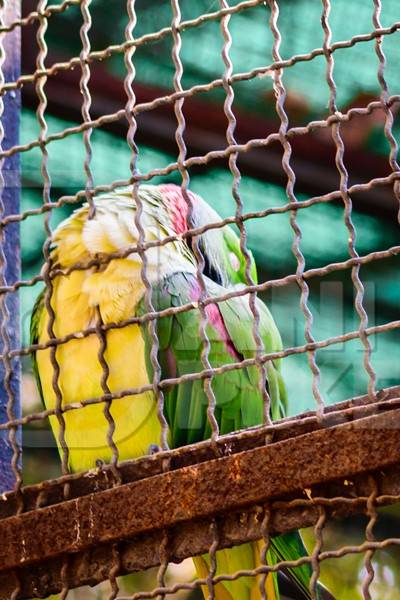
158,184,192,234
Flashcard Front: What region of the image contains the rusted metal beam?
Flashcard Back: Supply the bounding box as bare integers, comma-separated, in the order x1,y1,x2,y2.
0,387,400,598
3,464,400,599
1,384,399,519
0,385,399,519
1,409,397,568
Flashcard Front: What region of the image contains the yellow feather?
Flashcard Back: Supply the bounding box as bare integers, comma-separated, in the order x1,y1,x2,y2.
193,555,233,600
36,267,163,473
192,543,277,600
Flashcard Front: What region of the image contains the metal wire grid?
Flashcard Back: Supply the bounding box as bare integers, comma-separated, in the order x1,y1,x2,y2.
0,0,398,598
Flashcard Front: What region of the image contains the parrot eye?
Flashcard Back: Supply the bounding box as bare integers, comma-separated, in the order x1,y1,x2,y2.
229,252,240,272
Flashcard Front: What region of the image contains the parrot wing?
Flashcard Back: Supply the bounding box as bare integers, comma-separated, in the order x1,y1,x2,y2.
137,271,286,447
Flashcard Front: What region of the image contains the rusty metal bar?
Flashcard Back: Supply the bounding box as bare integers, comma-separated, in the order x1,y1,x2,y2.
3,466,397,600
0,388,399,597
1,385,399,517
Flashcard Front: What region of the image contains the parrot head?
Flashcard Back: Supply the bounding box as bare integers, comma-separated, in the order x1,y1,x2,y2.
158,183,258,287
51,183,257,291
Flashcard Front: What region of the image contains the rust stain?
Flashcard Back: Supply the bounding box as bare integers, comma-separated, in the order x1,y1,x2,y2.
0,407,399,575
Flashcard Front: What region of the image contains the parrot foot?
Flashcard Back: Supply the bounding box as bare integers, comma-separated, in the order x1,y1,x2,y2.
148,444,162,455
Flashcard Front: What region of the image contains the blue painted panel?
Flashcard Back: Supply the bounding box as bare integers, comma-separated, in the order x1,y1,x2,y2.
0,6,21,493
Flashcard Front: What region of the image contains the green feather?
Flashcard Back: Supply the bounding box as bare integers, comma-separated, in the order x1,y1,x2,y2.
139,272,279,445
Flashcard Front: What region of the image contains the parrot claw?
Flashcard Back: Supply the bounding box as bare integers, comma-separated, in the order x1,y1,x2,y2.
148,444,162,455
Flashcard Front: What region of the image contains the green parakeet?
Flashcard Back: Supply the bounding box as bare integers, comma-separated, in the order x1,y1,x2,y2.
31,184,333,599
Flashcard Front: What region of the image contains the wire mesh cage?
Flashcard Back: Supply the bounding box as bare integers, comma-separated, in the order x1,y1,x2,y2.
0,0,399,598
